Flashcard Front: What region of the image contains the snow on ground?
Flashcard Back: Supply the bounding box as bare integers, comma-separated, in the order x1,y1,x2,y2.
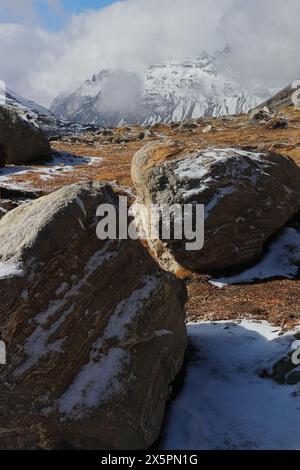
160,320,300,450
0,261,24,279
210,226,300,287
0,151,102,190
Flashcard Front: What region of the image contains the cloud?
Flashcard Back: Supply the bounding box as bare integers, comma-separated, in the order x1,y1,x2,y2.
0,0,299,107
219,0,300,88
0,0,229,105
0,0,38,23
0,0,64,25
98,70,143,115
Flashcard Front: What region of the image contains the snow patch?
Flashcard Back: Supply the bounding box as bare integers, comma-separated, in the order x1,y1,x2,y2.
155,330,173,337
57,274,160,418
161,320,300,450
211,226,300,286
58,348,129,418
14,243,118,376
0,261,24,279
0,151,102,191
94,275,160,349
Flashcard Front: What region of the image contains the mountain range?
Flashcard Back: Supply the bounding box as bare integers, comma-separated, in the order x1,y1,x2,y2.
51,51,273,127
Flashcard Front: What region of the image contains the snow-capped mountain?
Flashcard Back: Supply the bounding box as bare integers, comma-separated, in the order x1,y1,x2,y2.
51,52,273,127
1,88,95,138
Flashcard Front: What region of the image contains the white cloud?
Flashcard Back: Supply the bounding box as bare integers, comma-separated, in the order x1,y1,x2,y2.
219,0,300,88
99,70,143,115
0,0,39,23
0,0,64,25
0,0,299,107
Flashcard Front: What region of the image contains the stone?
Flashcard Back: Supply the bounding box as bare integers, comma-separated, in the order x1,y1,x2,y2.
249,107,273,122
0,182,187,449
0,142,6,167
265,117,288,130
0,106,51,165
131,141,300,273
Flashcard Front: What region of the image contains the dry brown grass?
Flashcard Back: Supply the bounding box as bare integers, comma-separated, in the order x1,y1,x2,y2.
48,106,300,194
3,107,300,328
186,276,300,329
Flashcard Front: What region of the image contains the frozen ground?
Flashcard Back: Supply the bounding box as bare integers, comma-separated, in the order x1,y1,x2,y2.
160,320,300,450
210,226,300,287
0,151,102,190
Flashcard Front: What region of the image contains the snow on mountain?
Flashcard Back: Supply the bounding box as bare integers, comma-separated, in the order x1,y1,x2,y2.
51,52,273,127
1,88,95,138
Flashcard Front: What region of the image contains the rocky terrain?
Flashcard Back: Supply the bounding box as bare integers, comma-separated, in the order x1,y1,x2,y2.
1,102,300,330
0,106,51,165
0,182,186,449
132,142,300,273
1,89,300,449
3,88,97,139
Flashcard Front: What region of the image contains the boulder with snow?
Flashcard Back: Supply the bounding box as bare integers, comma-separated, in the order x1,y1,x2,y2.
0,182,187,449
131,141,300,273
0,106,51,165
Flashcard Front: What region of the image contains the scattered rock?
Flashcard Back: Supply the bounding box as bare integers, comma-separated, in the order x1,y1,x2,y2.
265,117,289,130
0,182,187,450
101,129,114,136
0,186,45,217
202,125,213,133
249,107,289,129
249,107,273,122
138,131,145,140
0,106,51,165
132,141,300,273
180,121,198,130
168,122,181,130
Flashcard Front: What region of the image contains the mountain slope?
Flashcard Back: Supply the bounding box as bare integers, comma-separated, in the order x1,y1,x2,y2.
51,53,272,127
253,80,300,111
1,88,94,138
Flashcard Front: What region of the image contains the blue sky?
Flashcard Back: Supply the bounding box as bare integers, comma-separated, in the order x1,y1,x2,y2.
61,0,116,14
37,0,118,30
0,0,118,31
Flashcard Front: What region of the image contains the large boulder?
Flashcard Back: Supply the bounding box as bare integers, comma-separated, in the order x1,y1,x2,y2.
0,182,187,449
131,141,300,273
0,143,5,167
0,106,51,165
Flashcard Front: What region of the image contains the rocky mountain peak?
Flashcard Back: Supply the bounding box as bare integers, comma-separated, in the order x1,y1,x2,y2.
50,51,273,128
